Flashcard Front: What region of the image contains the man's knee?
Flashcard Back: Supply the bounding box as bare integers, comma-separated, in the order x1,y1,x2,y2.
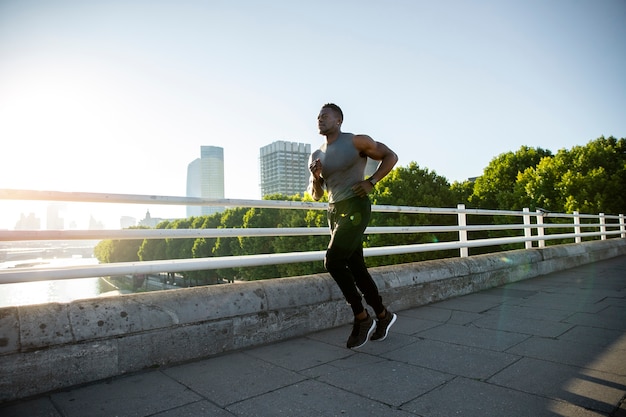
324,255,345,274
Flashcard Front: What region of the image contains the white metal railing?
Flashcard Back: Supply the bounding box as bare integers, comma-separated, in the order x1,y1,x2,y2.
1,189,624,284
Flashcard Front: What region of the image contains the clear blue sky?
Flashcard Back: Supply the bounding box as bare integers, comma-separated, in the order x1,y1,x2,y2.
1,0,624,228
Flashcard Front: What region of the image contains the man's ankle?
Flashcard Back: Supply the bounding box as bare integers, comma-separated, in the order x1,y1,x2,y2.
355,311,368,321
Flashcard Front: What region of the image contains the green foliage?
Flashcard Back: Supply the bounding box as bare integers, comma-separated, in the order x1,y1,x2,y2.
450,179,475,205
470,146,552,210
97,135,625,285
94,226,149,263
221,194,328,281
367,163,459,266
138,221,169,261
93,239,113,263
522,136,626,214
471,137,626,215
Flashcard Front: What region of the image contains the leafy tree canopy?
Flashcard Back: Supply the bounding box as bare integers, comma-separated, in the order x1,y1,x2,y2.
467,136,625,214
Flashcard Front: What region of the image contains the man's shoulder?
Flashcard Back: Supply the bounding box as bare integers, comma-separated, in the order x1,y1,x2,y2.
351,133,372,141
351,133,375,149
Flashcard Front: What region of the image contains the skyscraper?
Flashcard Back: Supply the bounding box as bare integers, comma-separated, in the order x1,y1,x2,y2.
259,141,311,197
186,146,225,217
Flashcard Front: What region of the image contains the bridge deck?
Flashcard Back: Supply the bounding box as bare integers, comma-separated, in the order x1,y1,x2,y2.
2,256,625,417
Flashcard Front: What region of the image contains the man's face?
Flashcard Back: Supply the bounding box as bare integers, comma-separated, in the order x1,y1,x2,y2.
317,107,340,135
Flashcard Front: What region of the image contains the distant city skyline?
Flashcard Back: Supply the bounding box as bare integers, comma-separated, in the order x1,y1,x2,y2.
4,132,321,229
3,140,320,230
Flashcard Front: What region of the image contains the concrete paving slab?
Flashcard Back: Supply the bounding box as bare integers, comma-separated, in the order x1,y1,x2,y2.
389,314,441,336
479,303,573,322
225,379,415,417
479,287,538,299
402,376,607,417
382,338,520,380
566,307,626,331
0,397,61,417
511,292,609,313
417,322,530,351
162,352,306,408
51,371,202,417
401,305,483,325
423,295,502,313
354,333,418,356
560,325,626,349
244,337,352,371
151,400,236,417
488,357,626,414
316,359,451,407
500,279,562,292
507,336,626,375
472,312,574,337
299,351,385,378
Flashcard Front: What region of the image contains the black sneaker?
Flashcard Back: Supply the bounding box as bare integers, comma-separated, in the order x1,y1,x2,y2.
346,314,376,349
371,310,397,341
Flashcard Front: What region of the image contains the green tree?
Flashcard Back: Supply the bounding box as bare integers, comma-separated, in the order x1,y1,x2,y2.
516,155,564,212
212,207,249,282
450,179,475,206
518,136,626,214
470,146,552,210
233,194,327,280
558,136,626,214
94,239,113,263
237,205,281,280
138,221,170,261
269,194,327,278
95,226,149,263
108,239,143,262
165,218,195,260
367,162,459,266
188,213,223,284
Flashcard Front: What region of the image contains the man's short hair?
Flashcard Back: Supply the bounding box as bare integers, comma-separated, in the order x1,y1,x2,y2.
322,103,343,122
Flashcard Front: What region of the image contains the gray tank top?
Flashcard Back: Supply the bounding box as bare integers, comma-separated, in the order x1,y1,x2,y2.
311,132,367,203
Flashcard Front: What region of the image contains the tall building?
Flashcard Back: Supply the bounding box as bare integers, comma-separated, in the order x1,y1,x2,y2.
186,146,225,217
259,141,311,197
46,204,64,230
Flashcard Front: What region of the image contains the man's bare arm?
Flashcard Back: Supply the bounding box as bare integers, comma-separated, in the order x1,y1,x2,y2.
351,134,398,197
308,156,325,201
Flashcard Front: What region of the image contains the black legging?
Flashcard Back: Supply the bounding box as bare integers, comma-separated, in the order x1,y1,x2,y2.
324,196,384,317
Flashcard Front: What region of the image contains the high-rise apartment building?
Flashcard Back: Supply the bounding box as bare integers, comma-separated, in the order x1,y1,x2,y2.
259,141,311,197
186,146,225,217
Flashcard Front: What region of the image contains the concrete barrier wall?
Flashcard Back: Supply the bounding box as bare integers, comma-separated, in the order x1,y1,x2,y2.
1,239,625,402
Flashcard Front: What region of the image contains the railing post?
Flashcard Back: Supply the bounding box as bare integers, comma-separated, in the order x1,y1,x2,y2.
573,211,582,243
620,214,625,239
523,208,532,249
599,213,606,240
536,210,546,248
457,204,469,258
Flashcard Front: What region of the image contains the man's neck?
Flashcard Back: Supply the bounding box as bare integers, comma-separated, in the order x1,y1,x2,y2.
325,130,341,144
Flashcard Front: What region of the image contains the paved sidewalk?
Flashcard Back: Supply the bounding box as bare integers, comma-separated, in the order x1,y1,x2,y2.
2,255,625,417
